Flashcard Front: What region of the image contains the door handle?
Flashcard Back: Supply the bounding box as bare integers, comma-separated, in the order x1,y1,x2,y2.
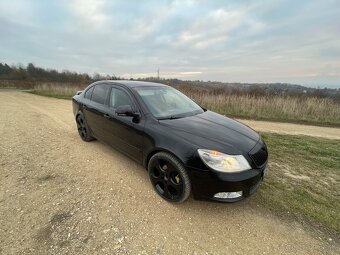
103,113,110,119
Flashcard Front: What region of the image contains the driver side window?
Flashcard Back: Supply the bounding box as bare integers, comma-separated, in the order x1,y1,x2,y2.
110,87,133,109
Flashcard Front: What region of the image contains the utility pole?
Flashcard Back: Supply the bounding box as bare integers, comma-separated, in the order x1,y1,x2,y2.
157,68,159,80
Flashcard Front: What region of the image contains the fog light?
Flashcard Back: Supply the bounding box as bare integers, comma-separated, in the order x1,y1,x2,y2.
214,191,243,199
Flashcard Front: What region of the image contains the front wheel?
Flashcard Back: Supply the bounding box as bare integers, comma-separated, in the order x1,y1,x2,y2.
148,152,191,203
76,113,94,142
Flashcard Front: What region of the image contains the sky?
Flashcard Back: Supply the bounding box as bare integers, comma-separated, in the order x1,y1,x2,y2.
0,0,340,88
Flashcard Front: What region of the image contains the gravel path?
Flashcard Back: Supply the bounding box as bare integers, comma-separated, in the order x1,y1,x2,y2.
237,119,340,140
0,91,339,254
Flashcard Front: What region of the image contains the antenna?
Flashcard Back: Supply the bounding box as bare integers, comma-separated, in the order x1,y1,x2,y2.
157,68,159,80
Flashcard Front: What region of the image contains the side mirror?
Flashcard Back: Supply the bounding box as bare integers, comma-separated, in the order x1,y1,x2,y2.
116,105,140,119
116,105,133,116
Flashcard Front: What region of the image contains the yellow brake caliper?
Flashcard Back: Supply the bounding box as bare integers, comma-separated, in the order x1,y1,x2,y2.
175,174,180,184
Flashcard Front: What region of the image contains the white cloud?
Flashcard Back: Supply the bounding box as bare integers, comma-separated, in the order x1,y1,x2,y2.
0,0,339,87
0,0,37,27
176,8,246,49
68,0,109,30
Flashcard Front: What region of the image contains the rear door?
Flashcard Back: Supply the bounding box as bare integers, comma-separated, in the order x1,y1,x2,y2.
82,83,111,141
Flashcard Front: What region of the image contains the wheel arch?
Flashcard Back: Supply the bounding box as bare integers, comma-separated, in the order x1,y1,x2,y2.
146,147,192,203
75,110,95,141
75,111,82,119
144,148,186,170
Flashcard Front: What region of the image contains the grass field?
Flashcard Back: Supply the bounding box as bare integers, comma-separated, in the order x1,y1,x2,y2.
30,83,340,127
177,87,340,127
256,133,340,234
30,83,84,99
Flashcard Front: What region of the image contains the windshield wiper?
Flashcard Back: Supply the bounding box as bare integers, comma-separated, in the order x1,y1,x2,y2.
158,115,183,120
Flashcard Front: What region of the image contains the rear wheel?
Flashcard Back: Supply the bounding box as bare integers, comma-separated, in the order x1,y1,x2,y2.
148,152,191,203
76,113,94,142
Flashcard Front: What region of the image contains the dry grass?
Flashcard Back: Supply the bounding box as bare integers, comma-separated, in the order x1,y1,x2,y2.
177,88,340,126
31,83,85,99
31,82,340,126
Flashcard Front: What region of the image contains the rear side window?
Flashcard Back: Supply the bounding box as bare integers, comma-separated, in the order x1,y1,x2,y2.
91,84,110,104
84,86,94,99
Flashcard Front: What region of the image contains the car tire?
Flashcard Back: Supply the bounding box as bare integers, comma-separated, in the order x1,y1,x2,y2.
76,112,95,142
148,152,191,203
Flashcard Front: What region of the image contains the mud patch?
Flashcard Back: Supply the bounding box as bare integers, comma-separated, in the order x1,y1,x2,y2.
82,235,93,244
50,212,72,224
37,174,57,182
58,240,71,247
34,211,73,249
35,225,53,244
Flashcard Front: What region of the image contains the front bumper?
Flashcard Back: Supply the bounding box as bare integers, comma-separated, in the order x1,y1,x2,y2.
187,164,266,202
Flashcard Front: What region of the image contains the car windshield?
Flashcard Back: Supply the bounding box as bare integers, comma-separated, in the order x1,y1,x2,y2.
134,86,204,119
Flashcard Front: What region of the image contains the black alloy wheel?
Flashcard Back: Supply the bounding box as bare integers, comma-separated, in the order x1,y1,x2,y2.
76,113,94,142
148,152,191,203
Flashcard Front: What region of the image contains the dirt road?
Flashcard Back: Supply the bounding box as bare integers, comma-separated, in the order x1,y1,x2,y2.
0,91,339,254
237,119,340,140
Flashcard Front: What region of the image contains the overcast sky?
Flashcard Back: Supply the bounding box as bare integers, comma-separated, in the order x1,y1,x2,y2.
1,0,339,88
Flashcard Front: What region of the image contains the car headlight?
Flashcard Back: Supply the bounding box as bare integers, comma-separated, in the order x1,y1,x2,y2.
197,149,251,173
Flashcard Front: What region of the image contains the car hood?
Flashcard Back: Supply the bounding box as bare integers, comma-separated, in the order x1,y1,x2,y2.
159,111,260,154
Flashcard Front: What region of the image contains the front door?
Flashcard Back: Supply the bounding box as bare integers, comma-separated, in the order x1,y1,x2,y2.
102,86,144,163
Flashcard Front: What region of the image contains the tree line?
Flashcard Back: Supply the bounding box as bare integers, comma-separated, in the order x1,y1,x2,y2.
0,62,117,82
140,77,340,102
1,62,339,102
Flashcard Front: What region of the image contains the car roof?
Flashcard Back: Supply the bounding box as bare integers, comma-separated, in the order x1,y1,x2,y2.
100,80,168,88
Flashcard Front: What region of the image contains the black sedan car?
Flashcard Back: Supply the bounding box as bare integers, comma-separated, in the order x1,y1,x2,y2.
72,80,268,203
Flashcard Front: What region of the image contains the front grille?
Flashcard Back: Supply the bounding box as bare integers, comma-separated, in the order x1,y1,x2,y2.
249,142,268,168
